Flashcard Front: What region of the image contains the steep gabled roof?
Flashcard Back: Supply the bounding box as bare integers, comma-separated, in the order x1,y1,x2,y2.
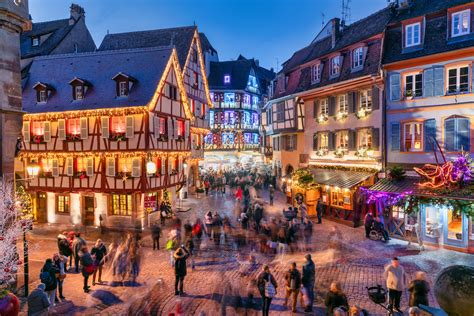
22,47,174,113
199,32,217,55
99,26,215,68
21,19,74,59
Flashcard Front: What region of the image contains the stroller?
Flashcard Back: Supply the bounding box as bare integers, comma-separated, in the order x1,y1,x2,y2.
369,222,389,242
367,285,394,315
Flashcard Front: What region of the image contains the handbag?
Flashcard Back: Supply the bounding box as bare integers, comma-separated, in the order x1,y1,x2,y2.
59,274,67,280
84,265,95,274
264,279,276,298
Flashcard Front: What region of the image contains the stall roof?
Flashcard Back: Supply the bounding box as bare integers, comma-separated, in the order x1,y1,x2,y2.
311,169,375,189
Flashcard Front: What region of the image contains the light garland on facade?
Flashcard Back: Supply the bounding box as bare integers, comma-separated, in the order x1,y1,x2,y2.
19,150,191,160
24,106,148,121
190,127,211,135
187,30,213,108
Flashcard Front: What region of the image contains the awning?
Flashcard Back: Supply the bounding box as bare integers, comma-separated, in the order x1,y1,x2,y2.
311,168,375,189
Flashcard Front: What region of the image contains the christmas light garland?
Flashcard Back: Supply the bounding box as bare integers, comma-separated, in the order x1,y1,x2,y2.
19,150,191,160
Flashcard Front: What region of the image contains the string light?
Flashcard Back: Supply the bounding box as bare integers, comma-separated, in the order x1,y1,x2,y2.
19,151,191,160
24,106,148,121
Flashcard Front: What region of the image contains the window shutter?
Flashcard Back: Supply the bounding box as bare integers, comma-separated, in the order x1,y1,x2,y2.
348,92,355,113
58,119,66,140
204,104,209,119
389,73,401,101
161,157,166,175
433,66,445,96
390,123,400,152
185,121,190,139
173,119,179,139
126,116,134,138
348,130,357,150
23,121,30,142
313,100,319,118
132,157,141,177
354,91,360,111
313,134,318,150
101,117,109,139
80,117,88,139
66,157,74,176
372,128,380,151
424,119,436,152
372,86,380,110
52,159,59,177
106,157,115,177
328,132,335,151
178,157,183,173
154,116,160,138
328,97,336,116
168,158,173,173
167,117,174,139
86,157,94,176
444,118,455,152
423,67,434,97
458,118,470,151
195,102,202,117
43,121,51,142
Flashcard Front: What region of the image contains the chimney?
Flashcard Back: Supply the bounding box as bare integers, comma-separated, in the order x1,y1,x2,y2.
255,59,260,67
69,4,85,25
331,18,340,49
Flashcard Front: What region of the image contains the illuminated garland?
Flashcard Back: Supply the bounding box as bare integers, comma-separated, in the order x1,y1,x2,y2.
291,168,321,190
187,30,213,108
190,127,210,135
19,151,191,159
310,165,379,173
24,106,148,121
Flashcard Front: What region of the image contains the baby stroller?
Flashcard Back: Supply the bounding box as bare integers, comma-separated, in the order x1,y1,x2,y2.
367,285,393,315
369,222,389,242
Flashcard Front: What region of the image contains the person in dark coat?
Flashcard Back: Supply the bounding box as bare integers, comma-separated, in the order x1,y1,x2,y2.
324,282,349,315
284,262,302,313
257,265,278,316
374,217,390,241
408,271,430,307
91,239,107,285
316,199,323,224
364,213,374,238
151,222,162,250
174,246,190,295
40,258,58,307
57,233,72,270
80,247,94,293
72,232,86,273
27,283,50,316
302,254,316,312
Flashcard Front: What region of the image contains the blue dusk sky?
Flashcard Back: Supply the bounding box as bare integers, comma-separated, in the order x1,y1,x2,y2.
29,0,387,71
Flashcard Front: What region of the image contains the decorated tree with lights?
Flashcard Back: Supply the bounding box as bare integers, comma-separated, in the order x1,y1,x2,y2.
0,181,32,288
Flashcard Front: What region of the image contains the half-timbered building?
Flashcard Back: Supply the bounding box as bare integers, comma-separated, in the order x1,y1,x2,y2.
99,26,217,191
20,47,193,228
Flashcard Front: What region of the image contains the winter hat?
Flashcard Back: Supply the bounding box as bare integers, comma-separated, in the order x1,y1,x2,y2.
37,283,46,290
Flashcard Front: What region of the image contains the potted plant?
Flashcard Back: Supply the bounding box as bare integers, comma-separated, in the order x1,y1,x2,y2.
110,132,126,142
389,166,406,181
66,133,81,141
32,135,45,144
405,90,413,100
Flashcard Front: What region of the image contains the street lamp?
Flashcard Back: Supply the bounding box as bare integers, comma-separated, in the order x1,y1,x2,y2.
26,162,40,178
146,159,157,176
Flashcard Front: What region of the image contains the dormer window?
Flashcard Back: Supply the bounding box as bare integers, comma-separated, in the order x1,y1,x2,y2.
452,9,470,37
330,56,342,77
33,82,54,104
405,22,421,47
118,81,128,97
74,86,84,100
112,73,136,98
224,75,231,84
311,63,322,83
38,90,47,103
31,36,40,47
352,47,364,69
69,77,90,101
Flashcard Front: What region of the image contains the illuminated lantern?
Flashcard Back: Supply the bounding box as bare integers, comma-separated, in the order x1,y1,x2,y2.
146,159,157,175
27,162,40,178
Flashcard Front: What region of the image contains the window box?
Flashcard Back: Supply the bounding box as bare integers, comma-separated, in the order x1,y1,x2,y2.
335,111,348,121
117,171,131,180
157,135,168,142
194,144,202,150
75,170,88,179
356,108,372,119
39,171,53,178
66,133,81,141
355,147,374,158
334,147,346,158
170,169,179,176
176,135,185,142
316,148,328,157
31,135,45,144
317,114,328,123
110,132,126,142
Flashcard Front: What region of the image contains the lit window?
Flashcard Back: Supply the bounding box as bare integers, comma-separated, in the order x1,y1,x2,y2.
41,159,54,174
447,66,469,94
167,85,178,100
331,56,341,76
224,75,231,84
176,120,185,137
404,122,423,152
405,73,423,97
319,133,329,150
452,10,470,37
193,71,199,88
243,94,251,105
158,117,166,135
320,99,329,116
111,116,126,133
311,63,321,83
248,75,258,88
68,118,81,135
74,85,84,100
352,47,364,69
119,157,133,174
76,157,87,173
32,121,45,136
112,194,132,216
405,22,421,47
118,81,128,97
57,195,70,213
338,94,348,113
358,128,372,148
360,90,372,111
444,117,470,152
336,130,349,150
252,96,259,106
31,36,40,46
224,93,235,106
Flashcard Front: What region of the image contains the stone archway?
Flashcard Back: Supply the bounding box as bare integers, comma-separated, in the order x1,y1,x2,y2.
285,164,294,176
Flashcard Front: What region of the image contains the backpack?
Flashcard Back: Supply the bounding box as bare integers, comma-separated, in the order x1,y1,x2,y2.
40,271,53,288
264,279,276,298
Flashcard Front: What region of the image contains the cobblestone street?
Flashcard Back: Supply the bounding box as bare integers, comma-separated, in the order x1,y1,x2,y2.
18,190,474,315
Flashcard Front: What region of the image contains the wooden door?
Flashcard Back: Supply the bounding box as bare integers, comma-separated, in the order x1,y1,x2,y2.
36,192,47,223
83,196,95,226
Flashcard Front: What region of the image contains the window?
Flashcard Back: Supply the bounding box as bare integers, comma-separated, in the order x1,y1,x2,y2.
224,93,235,106
285,135,297,151
68,118,81,135
158,117,166,135
191,49,198,63
167,84,178,100
192,71,199,88
444,117,470,152
32,121,45,136
284,76,289,90
447,66,469,94
31,36,39,46
176,120,185,137
36,90,47,103
358,128,372,148
118,157,133,174
331,56,342,76
404,122,423,152
319,132,329,150
76,157,87,173
111,194,132,216
56,195,70,213
311,63,321,83
338,94,348,113
74,85,83,100
405,73,423,97
118,81,128,97
336,130,349,150
452,10,470,37
352,47,364,69
224,75,231,84
276,102,285,122
111,116,126,134
243,94,251,107
360,90,372,111
405,23,421,47
247,75,258,88
320,98,329,116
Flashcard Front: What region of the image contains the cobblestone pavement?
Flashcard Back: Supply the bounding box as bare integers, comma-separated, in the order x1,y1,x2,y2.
18,189,474,316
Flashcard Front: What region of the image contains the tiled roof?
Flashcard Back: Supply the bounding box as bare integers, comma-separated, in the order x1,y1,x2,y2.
99,26,215,68
22,47,173,113
383,0,474,64
21,19,74,59
311,168,375,189
199,32,217,55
